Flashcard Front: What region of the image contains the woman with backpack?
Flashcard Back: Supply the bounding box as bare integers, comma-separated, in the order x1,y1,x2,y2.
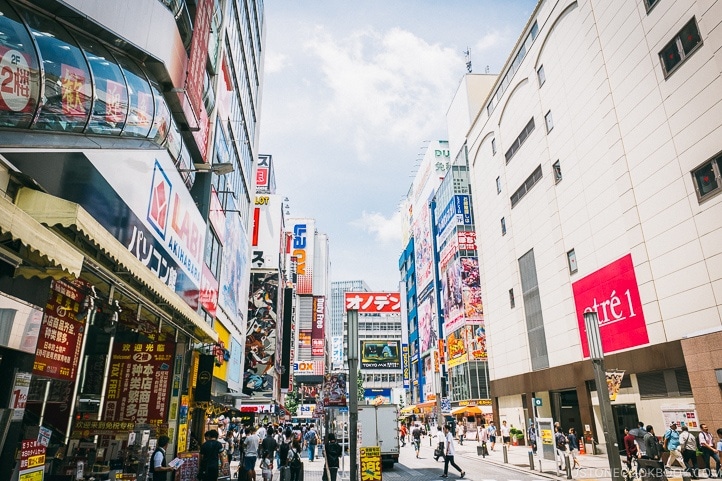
288,440,304,481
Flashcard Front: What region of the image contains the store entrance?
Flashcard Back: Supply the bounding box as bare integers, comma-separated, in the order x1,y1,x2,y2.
550,389,582,437
612,403,639,455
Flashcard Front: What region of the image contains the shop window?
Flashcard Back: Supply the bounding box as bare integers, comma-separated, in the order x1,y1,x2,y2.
660,17,702,78
0,0,41,129
148,77,172,144
116,54,155,139
17,4,92,132
692,152,722,202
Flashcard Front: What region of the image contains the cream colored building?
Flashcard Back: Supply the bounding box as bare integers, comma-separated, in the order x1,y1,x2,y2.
451,0,722,446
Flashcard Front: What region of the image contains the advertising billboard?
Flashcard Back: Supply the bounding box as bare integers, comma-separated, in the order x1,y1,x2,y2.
418,294,437,354
244,272,278,398
364,388,391,404
312,296,325,357
251,194,283,270
402,344,410,389
344,292,401,313
290,219,315,294
445,327,468,368
460,257,484,322
331,336,344,370
466,324,487,360
573,254,649,357
442,257,463,333
413,203,434,293
361,340,401,370
219,206,250,324
103,342,174,426
322,373,347,407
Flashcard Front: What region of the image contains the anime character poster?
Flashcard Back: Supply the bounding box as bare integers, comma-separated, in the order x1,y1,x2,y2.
244,272,278,397
413,204,434,292
461,257,484,321
418,294,437,353
466,324,487,360
323,373,347,407
442,257,464,332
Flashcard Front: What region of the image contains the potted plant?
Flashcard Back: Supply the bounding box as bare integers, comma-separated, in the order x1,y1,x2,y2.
510,427,525,446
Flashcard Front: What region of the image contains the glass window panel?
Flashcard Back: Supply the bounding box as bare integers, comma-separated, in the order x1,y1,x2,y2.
660,41,681,74
148,77,171,144
0,0,41,128
695,162,718,196
164,118,182,161
679,19,701,55
115,54,154,138
17,4,91,132
74,33,127,135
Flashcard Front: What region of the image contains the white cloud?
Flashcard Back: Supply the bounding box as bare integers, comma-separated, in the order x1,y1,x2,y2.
263,51,288,74
352,209,403,244
303,26,464,160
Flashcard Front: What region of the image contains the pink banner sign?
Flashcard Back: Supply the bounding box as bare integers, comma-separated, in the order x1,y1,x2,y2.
572,254,649,357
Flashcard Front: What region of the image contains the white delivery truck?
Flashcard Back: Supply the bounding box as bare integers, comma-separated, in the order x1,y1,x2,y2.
358,404,400,467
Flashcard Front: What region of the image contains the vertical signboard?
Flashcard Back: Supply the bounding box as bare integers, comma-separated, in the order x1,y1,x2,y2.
290,219,315,294
219,204,250,323
311,296,325,357
572,254,648,357
251,195,283,270
244,273,278,397
103,342,174,427
280,287,293,390
33,279,89,381
402,344,410,389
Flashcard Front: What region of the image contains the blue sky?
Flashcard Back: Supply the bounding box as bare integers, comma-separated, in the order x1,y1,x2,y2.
259,1,538,291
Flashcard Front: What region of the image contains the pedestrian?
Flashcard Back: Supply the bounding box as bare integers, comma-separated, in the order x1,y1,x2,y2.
412,423,422,458
642,426,662,460
554,425,568,471
260,456,273,481
400,424,407,447
200,430,225,481
260,428,278,468
149,435,176,481
323,433,342,481
568,428,581,469
663,422,683,470
287,440,304,481
479,424,490,456
501,420,511,448
459,423,466,446
699,423,720,478
487,421,497,451
303,423,319,461
527,423,537,454
243,426,260,481
441,424,465,478
434,426,445,461
679,425,699,479
624,427,639,474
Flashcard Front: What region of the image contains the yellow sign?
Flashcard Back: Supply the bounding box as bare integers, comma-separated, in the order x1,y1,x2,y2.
19,468,43,481
541,429,553,445
359,446,382,481
177,424,188,453
27,454,46,468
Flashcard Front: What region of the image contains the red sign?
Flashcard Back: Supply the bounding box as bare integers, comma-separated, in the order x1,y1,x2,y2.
312,297,325,357
572,254,649,357
60,63,88,117
103,342,174,426
256,167,269,189
344,292,401,313
199,264,219,317
20,440,45,471
0,47,37,114
457,231,477,251
186,0,212,120
33,280,88,381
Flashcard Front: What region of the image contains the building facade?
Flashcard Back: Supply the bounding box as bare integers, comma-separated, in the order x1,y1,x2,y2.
0,0,264,478
457,0,722,447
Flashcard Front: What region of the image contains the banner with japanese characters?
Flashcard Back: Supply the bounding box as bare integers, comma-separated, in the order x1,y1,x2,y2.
33,279,89,381
344,292,401,313
311,296,325,357
103,342,174,427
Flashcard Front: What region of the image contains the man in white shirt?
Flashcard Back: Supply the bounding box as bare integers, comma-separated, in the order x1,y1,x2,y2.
441,425,465,478
500,420,511,448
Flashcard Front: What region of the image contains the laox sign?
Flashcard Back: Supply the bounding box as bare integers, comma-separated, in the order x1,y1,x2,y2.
293,224,307,275
573,254,649,357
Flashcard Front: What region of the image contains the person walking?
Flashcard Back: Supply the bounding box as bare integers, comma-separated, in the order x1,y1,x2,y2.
261,428,278,468
487,421,497,452
434,426,445,461
624,427,639,474
680,425,699,479
501,420,511,449
200,430,225,481
568,428,581,469
554,425,568,471
412,424,422,458
243,426,260,481
459,423,466,446
441,424,465,478
527,423,537,454
150,435,176,481
663,422,683,470
287,440,304,481
304,424,319,461
322,433,343,481
699,424,720,478
400,424,407,447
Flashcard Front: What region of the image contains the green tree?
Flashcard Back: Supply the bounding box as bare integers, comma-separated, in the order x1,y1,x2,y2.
285,389,299,416
357,370,364,402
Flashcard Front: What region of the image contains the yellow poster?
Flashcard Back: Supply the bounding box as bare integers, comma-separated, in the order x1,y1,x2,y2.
606,370,625,401
360,446,382,481
541,429,553,445
19,467,44,481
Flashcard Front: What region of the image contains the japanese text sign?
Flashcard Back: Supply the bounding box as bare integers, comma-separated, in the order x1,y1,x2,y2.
344,292,401,313
359,446,382,481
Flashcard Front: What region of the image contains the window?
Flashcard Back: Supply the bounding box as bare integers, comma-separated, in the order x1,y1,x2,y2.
553,160,563,183
510,165,543,208
545,110,554,133
644,0,660,12
501,217,507,236
509,288,515,309
659,17,702,77
537,65,546,86
491,138,497,155
692,152,722,202
505,117,535,163
567,249,578,274
496,176,502,194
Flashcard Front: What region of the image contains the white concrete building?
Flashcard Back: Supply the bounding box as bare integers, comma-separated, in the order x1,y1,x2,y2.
454,0,722,444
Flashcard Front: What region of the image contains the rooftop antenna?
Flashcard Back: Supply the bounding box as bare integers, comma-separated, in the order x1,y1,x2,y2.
464,47,472,73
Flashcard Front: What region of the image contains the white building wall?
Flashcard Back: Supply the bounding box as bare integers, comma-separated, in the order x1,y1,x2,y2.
463,0,722,382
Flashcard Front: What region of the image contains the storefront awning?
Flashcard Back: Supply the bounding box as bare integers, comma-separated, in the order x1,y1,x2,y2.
451,405,483,415
400,404,417,414
0,192,83,279
416,400,436,411
16,188,217,343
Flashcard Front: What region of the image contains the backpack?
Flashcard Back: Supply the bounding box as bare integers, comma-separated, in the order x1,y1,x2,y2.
555,432,567,450
290,449,302,469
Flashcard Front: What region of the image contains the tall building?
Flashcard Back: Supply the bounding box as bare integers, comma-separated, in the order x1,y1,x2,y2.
0,0,264,478
329,279,370,370
453,0,722,447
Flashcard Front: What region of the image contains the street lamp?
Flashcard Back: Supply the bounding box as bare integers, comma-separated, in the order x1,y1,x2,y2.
583,311,624,481
347,309,359,481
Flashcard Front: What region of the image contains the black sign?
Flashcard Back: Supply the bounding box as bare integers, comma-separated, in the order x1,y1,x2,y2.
194,355,214,402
